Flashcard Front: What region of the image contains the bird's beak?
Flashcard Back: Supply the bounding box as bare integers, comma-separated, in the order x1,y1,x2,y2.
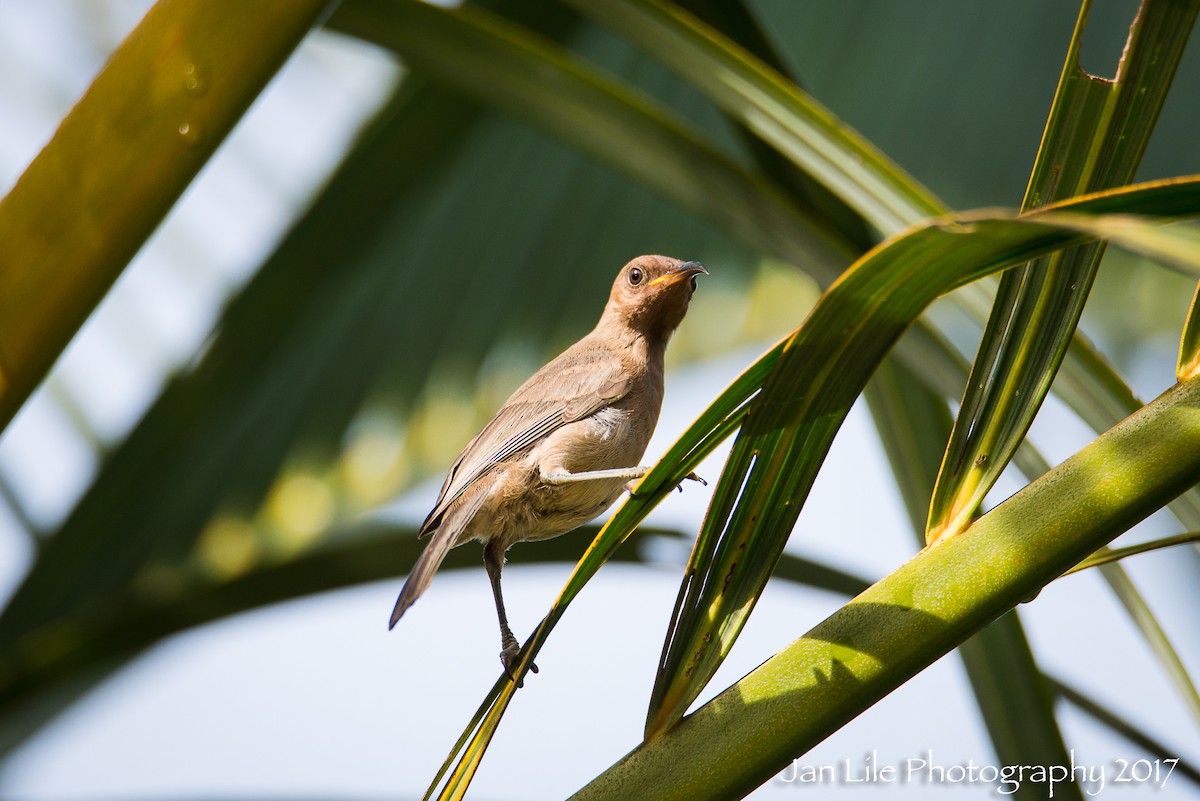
648,261,708,288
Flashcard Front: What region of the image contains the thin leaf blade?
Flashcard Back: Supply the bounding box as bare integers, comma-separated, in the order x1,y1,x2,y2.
1181,281,1200,379
559,0,946,237
927,0,1200,543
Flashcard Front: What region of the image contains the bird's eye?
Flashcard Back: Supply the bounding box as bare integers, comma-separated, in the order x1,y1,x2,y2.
628,266,644,286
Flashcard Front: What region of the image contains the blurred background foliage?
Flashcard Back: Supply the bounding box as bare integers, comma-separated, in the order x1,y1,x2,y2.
0,0,1198,797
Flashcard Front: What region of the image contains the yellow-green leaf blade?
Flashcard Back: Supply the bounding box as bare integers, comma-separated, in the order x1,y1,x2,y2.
1181,281,1200,379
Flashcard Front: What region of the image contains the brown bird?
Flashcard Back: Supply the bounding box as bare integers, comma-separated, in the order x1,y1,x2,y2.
389,255,707,678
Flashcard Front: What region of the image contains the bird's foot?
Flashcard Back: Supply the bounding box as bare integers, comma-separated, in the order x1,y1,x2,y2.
627,472,707,498
500,634,538,687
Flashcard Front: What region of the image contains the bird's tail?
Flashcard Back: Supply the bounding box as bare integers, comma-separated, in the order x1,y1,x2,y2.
388,491,485,629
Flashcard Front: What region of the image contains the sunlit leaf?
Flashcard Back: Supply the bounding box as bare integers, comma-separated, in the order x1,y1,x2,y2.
674,0,876,252
865,359,1076,799
675,26,1070,757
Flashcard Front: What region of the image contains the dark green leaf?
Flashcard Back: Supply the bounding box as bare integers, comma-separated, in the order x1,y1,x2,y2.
329,0,855,271
559,0,946,236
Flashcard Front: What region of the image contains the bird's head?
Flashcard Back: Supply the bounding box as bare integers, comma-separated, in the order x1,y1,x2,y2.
602,255,707,342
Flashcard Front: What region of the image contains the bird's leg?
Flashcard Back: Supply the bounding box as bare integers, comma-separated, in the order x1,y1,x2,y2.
541,465,650,485
541,466,707,495
483,539,538,684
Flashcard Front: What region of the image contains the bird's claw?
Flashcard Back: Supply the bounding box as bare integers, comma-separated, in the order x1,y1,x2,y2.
628,472,707,498
500,636,538,687
675,471,707,492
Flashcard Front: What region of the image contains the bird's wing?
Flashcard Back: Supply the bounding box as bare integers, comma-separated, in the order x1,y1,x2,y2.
418,341,629,536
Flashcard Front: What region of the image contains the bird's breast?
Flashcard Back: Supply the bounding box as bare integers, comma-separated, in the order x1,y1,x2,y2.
456,368,665,550
543,400,656,475
471,396,658,548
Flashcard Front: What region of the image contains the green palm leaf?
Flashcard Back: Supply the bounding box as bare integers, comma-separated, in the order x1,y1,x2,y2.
559,0,944,235
575,370,1200,799
646,180,1200,737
